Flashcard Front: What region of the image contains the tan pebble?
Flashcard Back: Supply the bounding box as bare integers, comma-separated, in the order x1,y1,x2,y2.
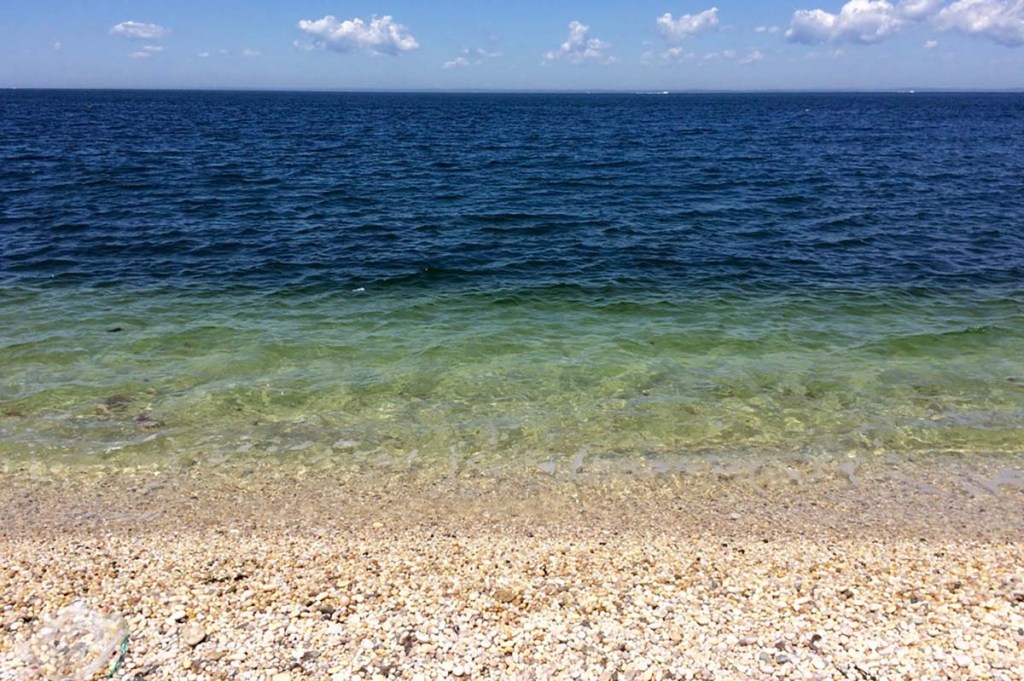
182,622,207,647
953,655,972,667
494,586,521,604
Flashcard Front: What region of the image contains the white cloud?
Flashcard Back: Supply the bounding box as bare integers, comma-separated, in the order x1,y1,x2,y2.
469,47,501,59
649,46,763,65
131,44,163,59
443,56,470,70
643,47,693,64
804,48,848,59
242,48,261,58
443,47,501,69
936,0,1024,46
786,0,942,44
544,21,616,65
110,21,169,41
297,15,419,55
704,49,738,60
739,48,766,63
656,8,720,41
663,47,696,62
53,41,62,51
755,25,781,34
924,38,940,47
197,51,210,58
901,0,946,19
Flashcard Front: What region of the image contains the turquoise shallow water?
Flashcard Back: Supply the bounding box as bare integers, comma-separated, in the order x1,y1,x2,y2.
2,91,1023,468
2,284,1022,468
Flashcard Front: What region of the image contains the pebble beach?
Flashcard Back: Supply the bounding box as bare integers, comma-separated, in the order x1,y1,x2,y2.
2,456,1023,680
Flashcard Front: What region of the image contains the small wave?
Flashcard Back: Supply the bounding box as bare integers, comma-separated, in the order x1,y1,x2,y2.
854,325,1013,355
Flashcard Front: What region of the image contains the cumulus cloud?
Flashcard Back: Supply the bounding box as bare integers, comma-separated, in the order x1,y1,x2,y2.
110,21,169,40
739,48,766,63
242,48,261,58
297,15,419,55
785,0,942,44
936,0,1024,46
648,8,719,64
543,21,616,65
443,47,501,69
901,0,946,19
656,8,720,41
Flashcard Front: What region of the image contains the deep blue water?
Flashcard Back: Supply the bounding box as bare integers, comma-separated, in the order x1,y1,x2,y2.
1,90,1023,468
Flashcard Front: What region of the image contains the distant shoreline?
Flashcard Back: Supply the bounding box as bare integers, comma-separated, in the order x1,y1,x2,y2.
5,86,1024,95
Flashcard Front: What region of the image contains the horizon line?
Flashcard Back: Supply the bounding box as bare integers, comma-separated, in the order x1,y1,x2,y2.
5,86,1024,95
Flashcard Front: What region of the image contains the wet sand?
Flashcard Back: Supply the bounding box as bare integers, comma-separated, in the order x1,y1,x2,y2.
2,456,1023,680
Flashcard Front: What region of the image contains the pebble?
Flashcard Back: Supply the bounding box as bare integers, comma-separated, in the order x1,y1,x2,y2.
493,586,521,604
182,622,207,647
2,463,1022,681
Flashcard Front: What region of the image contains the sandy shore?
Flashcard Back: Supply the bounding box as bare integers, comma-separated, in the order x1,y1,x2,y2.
2,456,1023,680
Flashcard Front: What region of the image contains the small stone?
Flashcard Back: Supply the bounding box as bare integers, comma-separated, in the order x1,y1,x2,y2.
182,622,207,647
494,586,521,603
272,673,292,681
953,655,972,667
170,610,187,623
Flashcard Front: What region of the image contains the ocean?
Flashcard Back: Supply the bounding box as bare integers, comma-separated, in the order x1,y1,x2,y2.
2,90,1023,471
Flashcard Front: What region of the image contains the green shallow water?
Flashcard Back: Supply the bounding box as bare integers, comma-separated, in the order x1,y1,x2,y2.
2,285,1023,469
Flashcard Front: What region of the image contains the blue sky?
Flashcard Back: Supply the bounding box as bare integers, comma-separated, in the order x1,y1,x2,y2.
2,1,1023,90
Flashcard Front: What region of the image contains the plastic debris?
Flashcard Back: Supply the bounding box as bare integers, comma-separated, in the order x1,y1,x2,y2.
19,601,129,680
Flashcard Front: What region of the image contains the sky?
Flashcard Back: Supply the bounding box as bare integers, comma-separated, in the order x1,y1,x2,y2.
1,0,1023,91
